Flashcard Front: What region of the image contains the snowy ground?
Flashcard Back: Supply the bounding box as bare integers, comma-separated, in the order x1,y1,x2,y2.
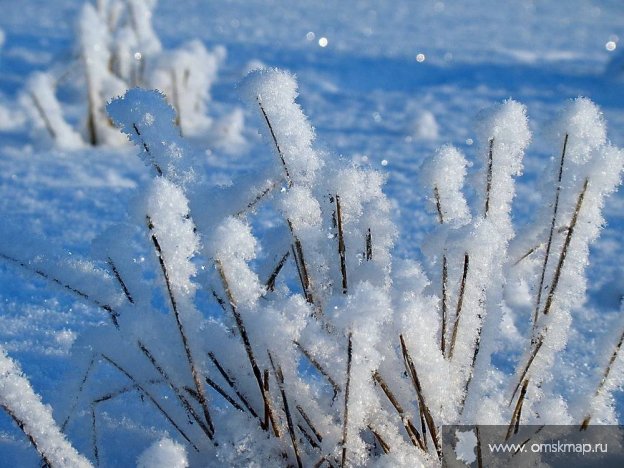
0,0,623,465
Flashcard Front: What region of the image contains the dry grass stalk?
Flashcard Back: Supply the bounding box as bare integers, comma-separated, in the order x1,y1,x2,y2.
441,255,448,354
510,333,544,405
29,92,56,140
542,177,589,317
372,370,425,451
294,341,341,397
506,378,529,441
171,69,182,130
207,351,259,419
365,228,372,261
287,219,316,307
147,216,215,437
137,340,215,438
215,258,281,437
580,326,624,429
1,403,54,468
107,257,134,304
62,355,96,432
433,186,444,225
296,404,323,445
448,253,470,360
368,426,391,454
257,97,292,187
204,377,245,412
0,252,120,328
101,353,199,450
234,180,279,217
132,123,163,176
335,194,348,294
268,351,303,468
399,335,441,458
341,332,353,468
484,138,494,217
266,251,290,292
533,134,569,330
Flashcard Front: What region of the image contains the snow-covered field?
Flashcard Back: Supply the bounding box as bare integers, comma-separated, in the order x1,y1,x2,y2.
0,0,623,465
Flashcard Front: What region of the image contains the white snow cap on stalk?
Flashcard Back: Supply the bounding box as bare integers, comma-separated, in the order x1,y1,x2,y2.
553,98,606,165
145,177,199,296
475,99,530,223
209,216,264,307
0,347,91,468
126,0,162,58
420,144,470,225
240,68,322,185
22,72,84,149
107,88,195,185
136,437,187,468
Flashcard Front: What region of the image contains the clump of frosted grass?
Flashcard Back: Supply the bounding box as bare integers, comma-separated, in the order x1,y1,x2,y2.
1,65,623,467
15,0,239,151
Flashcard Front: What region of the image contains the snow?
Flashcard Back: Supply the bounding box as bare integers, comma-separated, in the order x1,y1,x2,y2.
137,438,188,468
0,0,624,466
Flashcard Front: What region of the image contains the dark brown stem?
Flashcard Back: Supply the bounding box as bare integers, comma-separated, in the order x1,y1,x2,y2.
441,254,448,354
101,354,199,450
107,257,134,304
0,252,119,328
542,177,589,317
580,325,624,430
208,352,259,419
132,123,163,176
204,377,245,412
215,259,281,437
510,334,544,405
506,378,529,441
448,253,470,360
294,341,341,398
335,194,348,294
235,180,279,217
365,228,373,261
399,335,441,458
297,404,323,444
434,186,444,224
369,426,391,454
61,355,96,432
341,332,353,468
1,403,55,467
257,97,292,187
266,251,290,292
268,352,303,468
137,340,214,438
372,370,425,451
533,133,569,330
484,138,494,217
287,220,316,307
147,216,214,437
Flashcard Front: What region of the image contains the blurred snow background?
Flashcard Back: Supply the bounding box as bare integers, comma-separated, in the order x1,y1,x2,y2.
0,0,623,464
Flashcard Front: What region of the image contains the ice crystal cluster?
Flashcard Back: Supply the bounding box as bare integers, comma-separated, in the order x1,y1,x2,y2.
1,66,623,467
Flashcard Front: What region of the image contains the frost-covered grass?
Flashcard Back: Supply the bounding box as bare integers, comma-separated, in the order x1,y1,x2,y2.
1,0,624,466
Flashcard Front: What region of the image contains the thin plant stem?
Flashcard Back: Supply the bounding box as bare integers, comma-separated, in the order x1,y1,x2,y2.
0,252,119,328
215,259,281,437
372,370,425,451
147,216,214,437
341,332,353,468
448,253,470,360
268,351,303,468
533,134,569,330
542,177,589,317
